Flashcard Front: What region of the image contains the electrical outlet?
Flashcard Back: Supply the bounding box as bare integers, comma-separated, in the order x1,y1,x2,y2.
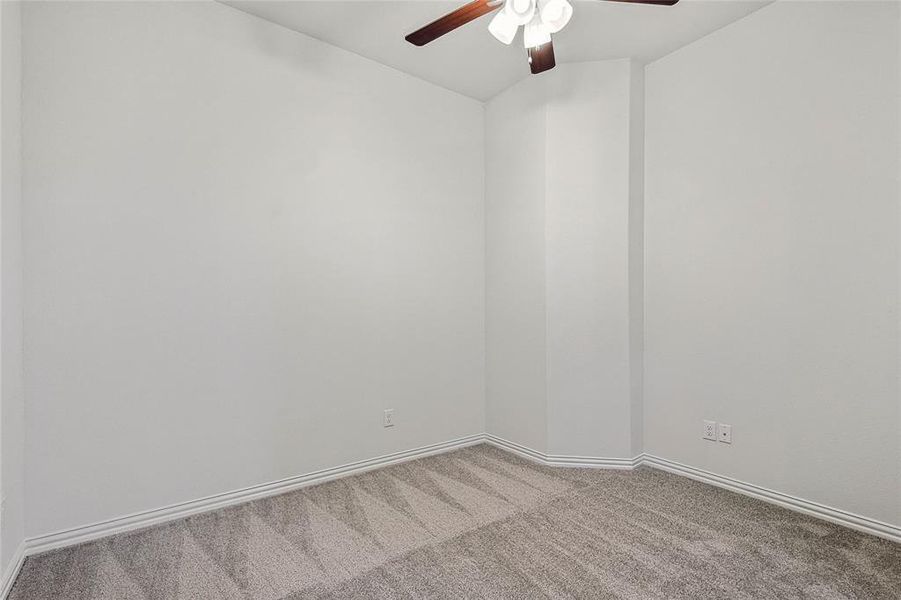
383,409,395,428
718,423,732,444
703,420,717,441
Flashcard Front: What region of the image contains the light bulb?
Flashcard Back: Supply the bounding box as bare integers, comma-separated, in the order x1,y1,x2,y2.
523,13,551,48
538,0,572,34
488,9,518,45
504,0,536,26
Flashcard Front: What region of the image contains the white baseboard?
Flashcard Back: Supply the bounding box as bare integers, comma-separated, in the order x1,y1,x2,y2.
485,435,900,544
10,433,898,599
23,434,485,558
641,454,901,544
0,543,26,600
484,434,642,469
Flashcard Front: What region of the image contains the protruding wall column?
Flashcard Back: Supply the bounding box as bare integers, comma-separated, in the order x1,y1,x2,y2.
486,59,645,460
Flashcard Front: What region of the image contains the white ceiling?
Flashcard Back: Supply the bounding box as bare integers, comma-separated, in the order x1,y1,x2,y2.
223,0,771,101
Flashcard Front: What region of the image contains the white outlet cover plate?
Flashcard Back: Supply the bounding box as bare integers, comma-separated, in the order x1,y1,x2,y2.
383,409,395,428
703,420,717,441
718,423,732,444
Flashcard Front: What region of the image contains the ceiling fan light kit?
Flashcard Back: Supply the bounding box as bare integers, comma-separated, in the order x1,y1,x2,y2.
538,0,573,34
488,9,518,45
489,0,569,47
508,0,538,25
405,0,678,75
523,13,552,49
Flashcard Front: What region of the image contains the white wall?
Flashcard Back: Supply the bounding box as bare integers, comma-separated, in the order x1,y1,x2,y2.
485,60,642,458
627,61,645,458
0,0,25,572
544,61,637,458
485,76,548,452
23,0,485,538
645,0,900,525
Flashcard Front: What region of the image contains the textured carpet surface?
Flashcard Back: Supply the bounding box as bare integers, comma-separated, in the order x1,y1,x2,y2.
11,444,900,599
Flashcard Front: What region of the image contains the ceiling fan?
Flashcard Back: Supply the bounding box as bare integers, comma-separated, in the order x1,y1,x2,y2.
406,0,679,75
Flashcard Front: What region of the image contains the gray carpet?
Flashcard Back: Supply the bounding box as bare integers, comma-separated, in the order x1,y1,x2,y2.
10,444,900,599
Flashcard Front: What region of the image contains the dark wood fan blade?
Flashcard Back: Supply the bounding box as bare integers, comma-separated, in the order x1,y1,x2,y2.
528,41,556,75
405,0,502,46
603,0,679,5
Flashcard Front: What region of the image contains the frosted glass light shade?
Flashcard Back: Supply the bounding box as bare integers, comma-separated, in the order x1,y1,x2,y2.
505,0,536,26
538,0,572,33
523,14,551,48
488,9,518,45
